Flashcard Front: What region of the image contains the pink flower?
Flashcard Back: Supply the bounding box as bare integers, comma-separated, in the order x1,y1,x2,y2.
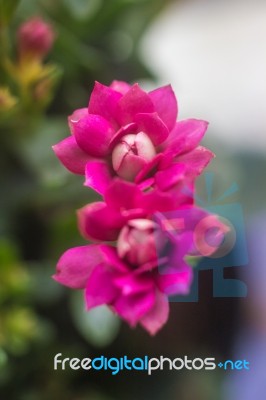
53,238,193,335
53,179,229,334
53,81,214,195
53,207,229,334
17,17,55,60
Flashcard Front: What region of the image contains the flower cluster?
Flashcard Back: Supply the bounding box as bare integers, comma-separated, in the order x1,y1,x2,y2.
52,81,229,334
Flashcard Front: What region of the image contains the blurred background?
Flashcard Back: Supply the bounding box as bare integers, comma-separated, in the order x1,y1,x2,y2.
0,0,265,399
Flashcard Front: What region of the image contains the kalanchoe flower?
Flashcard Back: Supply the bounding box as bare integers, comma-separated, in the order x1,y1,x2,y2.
53,238,193,335
17,17,55,61
53,205,229,334
53,81,214,195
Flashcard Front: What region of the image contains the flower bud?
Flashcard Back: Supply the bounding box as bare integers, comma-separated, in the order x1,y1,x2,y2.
117,219,161,266
17,17,55,61
112,132,156,181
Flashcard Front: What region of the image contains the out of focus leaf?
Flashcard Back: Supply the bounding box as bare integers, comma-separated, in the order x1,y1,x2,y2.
71,291,120,347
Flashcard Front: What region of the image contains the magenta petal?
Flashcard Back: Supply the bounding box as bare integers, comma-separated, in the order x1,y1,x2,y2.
155,163,186,191
104,179,141,210
78,202,124,241
117,83,155,125
52,136,91,174
52,245,103,289
156,265,193,296
85,160,113,195
158,151,175,170
109,123,137,148
73,114,115,157
113,273,154,296
163,119,209,156
85,264,118,310
135,153,163,184
113,287,156,326
149,85,178,131
140,190,177,213
140,290,169,335
177,146,215,176
88,81,122,128
68,108,88,134
138,177,155,191
134,112,169,146
109,80,131,95
99,245,128,273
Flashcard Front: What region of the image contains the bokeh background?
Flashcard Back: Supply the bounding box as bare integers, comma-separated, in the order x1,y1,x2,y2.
0,0,265,399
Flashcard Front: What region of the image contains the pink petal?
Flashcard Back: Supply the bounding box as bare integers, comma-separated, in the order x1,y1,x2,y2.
84,160,113,195
52,136,91,175
156,264,193,296
167,180,195,207
52,245,103,289
155,163,187,191
134,112,169,146
116,83,155,125
109,80,131,95
73,114,115,157
140,290,169,335
140,190,178,213
149,85,178,131
78,202,124,241
158,151,175,170
85,264,118,310
99,245,128,273
135,153,163,184
138,177,155,191
177,146,215,176
113,287,156,326
109,123,137,148
113,272,154,296
163,119,209,156
68,108,88,134
88,81,122,128
104,179,141,210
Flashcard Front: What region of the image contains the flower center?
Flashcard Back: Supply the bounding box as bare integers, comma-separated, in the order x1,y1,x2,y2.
112,132,156,181
117,219,161,267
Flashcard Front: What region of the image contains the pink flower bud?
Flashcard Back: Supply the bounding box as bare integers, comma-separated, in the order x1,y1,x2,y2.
112,132,156,181
17,17,55,60
117,219,161,266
